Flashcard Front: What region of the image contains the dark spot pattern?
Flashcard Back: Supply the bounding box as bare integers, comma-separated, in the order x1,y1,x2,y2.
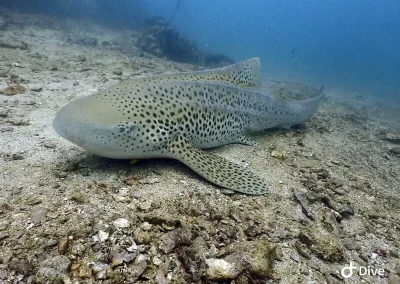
168,136,268,194
86,58,309,194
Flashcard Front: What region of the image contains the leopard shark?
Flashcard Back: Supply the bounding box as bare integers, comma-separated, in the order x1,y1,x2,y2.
53,58,324,194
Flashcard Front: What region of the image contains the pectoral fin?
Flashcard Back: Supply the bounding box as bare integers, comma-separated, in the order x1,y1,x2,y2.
168,136,268,195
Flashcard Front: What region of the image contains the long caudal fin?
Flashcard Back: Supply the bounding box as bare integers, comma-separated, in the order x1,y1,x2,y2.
168,135,268,195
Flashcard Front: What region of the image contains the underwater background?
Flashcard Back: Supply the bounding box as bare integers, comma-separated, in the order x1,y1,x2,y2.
3,0,400,103
1,1,400,283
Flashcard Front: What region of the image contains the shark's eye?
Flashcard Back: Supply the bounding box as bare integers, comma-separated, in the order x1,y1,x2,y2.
119,127,125,133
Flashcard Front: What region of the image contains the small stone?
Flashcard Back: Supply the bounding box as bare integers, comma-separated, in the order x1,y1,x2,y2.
8,258,33,276
101,41,112,47
331,187,346,195
1,248,13,264
36,255,70,282
389,249,399,258
56,171,68,178
1,84,25,95
271,149,287,160
0,108,9,117
376,248,388,257
141,222,152,231
383,132,400,144
47,211,59,219
124,175,140,185
11,153,24,160
113,218,130,228
8,118,30,126
129,254,149,282
388,272,400,284
290,252,300,262
31,206,48,223
12,63,25,68
126,242,138,252
389,146,400,156
113,70,123,76
31,87,43,92
92,264,109,280
219,240,276,279
142,266,157,280
57,236,69,255
293,191,315,220
111,253,124,268
133,191,143,199
138,201,152,211
43,141,56,149
0,203,11,213
92,235,100,243
71,243,85,256
152,256,162,266
190,236,209,260
0,126,13,132
77,262,92,278
220,189,236,195
155,269,167,284
20,41,28,50
25,195,42,205
70,191,87,203
300,266,309,275
0,232,8,241
134,229,152,244
77,55,87,62
299,226,344,261
111,252,136,267
140,177,160,185
342,239,361,251
337,205,354,218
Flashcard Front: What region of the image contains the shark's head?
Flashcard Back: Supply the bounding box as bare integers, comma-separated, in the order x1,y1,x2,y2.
53,95,138,159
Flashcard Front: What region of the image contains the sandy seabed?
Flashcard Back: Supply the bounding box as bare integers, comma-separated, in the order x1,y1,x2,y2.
0,9,400,284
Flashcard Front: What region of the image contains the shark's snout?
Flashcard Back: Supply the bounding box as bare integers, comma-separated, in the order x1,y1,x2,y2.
52,97,103,148
52,96,137,159
53,101,84,144
52,105,70,140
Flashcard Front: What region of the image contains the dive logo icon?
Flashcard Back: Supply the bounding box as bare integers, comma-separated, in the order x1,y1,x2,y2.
341,262,357,278
341,262,385,278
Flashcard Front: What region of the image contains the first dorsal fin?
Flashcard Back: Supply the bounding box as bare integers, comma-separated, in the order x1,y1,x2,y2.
120,58,261,90
168,135,268,195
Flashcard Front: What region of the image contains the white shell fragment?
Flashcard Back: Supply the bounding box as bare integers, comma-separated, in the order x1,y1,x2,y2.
204,258,238,280
98,230,109,242
113,218,130,228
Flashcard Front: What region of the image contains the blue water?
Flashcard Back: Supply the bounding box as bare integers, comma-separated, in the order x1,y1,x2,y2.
2,0,399,102
147,0,400,102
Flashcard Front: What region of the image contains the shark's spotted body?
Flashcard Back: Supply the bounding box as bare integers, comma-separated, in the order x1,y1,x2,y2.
53,58,323,194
